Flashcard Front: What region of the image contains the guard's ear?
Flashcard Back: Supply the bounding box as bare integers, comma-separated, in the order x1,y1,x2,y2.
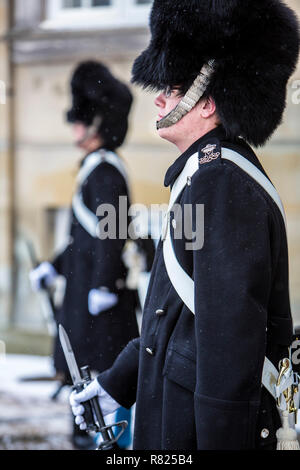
199,96,217,119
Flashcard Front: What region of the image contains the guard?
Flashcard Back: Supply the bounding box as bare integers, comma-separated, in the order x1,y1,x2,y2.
30,61,139,449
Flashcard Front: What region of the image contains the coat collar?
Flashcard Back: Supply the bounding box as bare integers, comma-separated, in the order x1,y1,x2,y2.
80,146,111,168
164,125,227,187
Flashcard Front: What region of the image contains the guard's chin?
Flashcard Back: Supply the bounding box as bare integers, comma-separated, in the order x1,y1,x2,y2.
156,125,173,143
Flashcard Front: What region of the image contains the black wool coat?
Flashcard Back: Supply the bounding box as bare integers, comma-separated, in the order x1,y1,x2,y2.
98,126,294,450
52,149,139,374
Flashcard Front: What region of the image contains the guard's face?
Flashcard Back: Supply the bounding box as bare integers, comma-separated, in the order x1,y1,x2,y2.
155,89,219,153
71,122,103,154
155,88,185,144
72,122,89,148
155,88,182,124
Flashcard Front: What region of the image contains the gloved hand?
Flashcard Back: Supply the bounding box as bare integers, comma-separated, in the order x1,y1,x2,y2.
29,262,58,292
88,289,118,316
70,378,121,430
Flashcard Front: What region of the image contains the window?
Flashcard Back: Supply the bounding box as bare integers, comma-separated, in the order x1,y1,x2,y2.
42,0,153,30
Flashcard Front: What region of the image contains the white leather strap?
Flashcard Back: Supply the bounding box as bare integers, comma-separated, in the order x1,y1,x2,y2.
72,150,129,238
163,231,196,314
99,149,129,187
222,148,286,227
162,146,287,399
161,152,198,312
262,357,279,399
162,152,199,240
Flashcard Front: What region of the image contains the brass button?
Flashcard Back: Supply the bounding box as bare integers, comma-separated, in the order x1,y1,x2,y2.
155,309,165,316
146,347,155,356
261,428,269,439
187,177,192,187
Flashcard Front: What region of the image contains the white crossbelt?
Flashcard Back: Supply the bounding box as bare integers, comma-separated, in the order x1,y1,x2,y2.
72,149,129,238
162,147,288,399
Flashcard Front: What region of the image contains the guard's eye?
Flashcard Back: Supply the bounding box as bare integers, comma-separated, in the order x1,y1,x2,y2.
163,86,181,98
164,86,173,98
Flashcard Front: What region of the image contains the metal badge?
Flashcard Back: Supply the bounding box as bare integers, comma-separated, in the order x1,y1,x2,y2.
199,144,220,165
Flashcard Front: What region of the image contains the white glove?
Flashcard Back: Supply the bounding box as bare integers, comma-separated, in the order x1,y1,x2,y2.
29,262,58,292
70,378,121,430
88,289,118,316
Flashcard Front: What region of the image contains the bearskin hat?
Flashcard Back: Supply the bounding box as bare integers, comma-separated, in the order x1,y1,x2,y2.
67,61,133,150
132,0,300,146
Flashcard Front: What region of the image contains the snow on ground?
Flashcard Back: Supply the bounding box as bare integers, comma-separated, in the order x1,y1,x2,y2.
0,355,74,450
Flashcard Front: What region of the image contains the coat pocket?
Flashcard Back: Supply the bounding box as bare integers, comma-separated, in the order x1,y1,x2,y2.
194,393,260,450
162,347,196,393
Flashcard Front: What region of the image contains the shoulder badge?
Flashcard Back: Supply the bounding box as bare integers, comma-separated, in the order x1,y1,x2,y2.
199,143,220,165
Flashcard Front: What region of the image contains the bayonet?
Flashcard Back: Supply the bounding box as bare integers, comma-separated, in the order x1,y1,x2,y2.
59,324,127,450
59,325,82,385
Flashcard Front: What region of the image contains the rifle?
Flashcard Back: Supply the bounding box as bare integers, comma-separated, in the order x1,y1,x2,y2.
19,238,67,399
25,237,57,336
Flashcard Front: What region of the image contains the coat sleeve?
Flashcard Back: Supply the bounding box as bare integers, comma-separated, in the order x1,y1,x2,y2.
97,337,140,409
190,162,275,450
52,243,72,276
86,162,129,292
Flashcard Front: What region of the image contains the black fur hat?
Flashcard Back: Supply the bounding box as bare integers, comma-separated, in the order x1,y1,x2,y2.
67,61,133,150
132,0,300,146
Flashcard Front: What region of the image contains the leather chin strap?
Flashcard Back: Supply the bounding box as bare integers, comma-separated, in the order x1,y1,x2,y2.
156,60,215,130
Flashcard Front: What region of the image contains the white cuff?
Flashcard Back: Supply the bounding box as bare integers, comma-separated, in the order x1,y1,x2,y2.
29,262,58,292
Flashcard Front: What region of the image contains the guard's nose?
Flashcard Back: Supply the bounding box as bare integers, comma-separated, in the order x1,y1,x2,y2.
155,92,166,108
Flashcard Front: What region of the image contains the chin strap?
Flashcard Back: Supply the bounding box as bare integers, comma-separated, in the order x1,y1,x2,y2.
156,60,216,130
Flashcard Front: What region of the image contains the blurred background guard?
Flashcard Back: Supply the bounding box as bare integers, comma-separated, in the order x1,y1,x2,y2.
29,61,140,450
